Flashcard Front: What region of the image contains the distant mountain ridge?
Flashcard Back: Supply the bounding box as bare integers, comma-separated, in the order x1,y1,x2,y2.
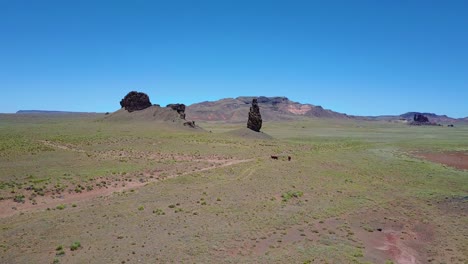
16,99,467,124
186,96,349,122
186,96,466,123
369,112,464,124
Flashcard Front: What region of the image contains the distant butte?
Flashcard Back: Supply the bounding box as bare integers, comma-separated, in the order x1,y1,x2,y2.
186,96,348,122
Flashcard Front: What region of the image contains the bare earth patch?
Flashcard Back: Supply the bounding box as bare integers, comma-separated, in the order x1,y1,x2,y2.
0,157,253,218
415,151,468,170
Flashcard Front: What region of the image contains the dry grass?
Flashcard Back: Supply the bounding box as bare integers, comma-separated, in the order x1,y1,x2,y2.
0,114,467,263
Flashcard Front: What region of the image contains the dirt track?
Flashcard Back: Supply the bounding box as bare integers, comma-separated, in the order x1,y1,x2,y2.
0,158,253,218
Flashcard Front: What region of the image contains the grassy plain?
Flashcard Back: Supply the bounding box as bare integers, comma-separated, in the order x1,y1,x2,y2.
0,114,467,263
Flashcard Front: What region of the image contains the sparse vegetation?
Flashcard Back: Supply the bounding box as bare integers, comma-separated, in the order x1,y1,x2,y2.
70,241,81,251
0,115,466,264
281,190,303,202
13,194,25,203
152,209,165,215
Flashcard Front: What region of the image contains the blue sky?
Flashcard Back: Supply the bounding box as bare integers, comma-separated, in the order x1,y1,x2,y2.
1,0,467,117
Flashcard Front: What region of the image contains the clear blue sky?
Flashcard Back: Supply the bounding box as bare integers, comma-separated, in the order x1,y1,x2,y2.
1,0,467,117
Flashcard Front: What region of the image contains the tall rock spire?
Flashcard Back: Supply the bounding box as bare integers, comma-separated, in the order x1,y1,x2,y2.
247,98,262,132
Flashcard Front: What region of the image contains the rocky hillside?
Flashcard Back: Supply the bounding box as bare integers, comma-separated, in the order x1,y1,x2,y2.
186,96,349,122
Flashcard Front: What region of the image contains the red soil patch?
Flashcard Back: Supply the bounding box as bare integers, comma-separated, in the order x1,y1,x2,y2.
352,208,434,264
358,228,424,264
416,151,468,170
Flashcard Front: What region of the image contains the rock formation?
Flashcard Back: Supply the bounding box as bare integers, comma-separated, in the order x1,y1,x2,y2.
247,98,262,132
414,114,429,123
120,91,152,112
410,113,440,126
183,121,196,128
167,104,186,119
186,96,348,122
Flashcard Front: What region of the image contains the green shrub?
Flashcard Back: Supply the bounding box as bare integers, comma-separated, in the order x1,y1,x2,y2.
281,191,303,202
13,194,25,203
153,209,165,215
70,241,81,251
56,204,66,210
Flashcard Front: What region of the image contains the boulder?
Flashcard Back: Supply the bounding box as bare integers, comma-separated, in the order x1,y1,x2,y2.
247,98,262,132
120,91,152,112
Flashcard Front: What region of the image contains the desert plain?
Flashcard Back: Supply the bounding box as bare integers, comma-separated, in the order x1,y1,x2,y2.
0,113,467,264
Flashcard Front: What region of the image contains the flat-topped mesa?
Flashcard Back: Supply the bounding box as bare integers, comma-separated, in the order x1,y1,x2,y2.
166,104,186,119
247,98,262,132
120,91,152,112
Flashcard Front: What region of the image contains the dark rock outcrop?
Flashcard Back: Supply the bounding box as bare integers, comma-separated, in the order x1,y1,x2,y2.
247,99,262,132
414,114,429,123
183,121,196,128
120,91,152,112
167,104,186,119
410,113,440,126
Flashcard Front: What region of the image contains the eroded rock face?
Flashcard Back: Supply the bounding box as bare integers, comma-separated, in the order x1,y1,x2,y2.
120,91,152,112
247,99,262,132
410,113,440,126
183,121,196,128
414,114,429,123
167,104,186,119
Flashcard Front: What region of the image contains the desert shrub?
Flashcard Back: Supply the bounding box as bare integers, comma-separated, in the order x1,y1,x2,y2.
153,209,165,215
13,194,25,203
56,204,66,210
281,191,303,202
353,250,364,257
55,245,65,256
70,241,81,251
